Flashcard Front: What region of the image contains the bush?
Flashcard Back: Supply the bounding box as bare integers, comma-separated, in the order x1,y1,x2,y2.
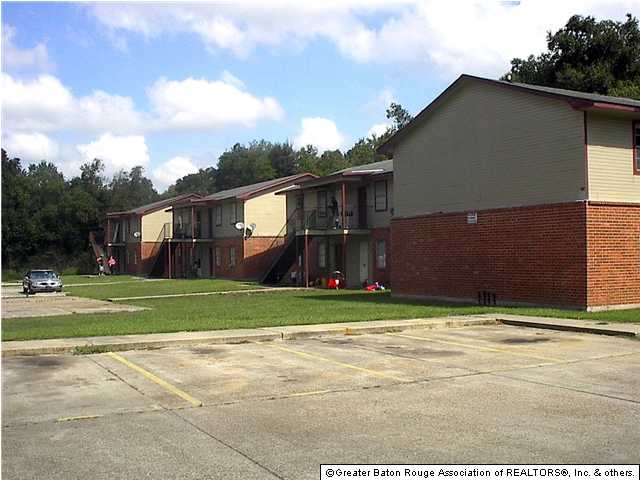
1,270,23,282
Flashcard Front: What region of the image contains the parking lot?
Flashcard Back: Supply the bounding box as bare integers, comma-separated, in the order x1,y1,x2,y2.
3,324,639,479
0,286,145,318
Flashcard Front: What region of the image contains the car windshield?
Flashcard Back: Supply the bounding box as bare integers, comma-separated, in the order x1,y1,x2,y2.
30,271,57,280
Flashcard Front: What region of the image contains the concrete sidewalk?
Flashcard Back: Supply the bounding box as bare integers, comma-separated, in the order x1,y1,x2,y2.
2,316,496,356
2,314,638,357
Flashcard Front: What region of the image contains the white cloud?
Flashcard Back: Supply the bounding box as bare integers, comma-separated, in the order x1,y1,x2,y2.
2,132,59,163
293,117,345,152
87,1,640,76
76,133,150,177
1,73,143,133
2,71,283,135
152,156,199,191
147,76,284,131
367,123,391,138
1,24,53,72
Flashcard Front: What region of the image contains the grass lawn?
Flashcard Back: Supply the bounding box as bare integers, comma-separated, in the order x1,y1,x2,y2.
64,278,258,300
61,274,145,285
2,289,639,341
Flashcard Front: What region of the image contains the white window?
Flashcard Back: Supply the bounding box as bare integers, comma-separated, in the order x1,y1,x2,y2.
216,205,222,226
374,180,388,212
376,240,386,269
229,247,236,268
318,241,327,268
215,247,221,267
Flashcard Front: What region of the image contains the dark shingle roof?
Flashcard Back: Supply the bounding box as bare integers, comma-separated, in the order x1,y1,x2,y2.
107,193,201,217
331,159,393,176
197,173,316,202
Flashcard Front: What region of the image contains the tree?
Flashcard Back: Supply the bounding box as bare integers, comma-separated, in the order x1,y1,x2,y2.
1,150,34,269
215,141,277,191
269,142,297,177
295,145,320,175
109,166,158,212
502,14,640,99
317,150,349,176
345,135,387,166
165,167,217,197
386,102,413,131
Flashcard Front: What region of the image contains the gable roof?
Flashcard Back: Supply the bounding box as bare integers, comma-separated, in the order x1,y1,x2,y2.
106,193,201,217
193,173,317,203
277,160,393,193
378,74,640,155
331,159,393,176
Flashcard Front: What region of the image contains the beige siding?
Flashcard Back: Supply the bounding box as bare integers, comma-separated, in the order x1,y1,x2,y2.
394,82,586,218
141,209,171,242
213,200,244,238
367,177,393,228
587,112,640,203
244,192,287,236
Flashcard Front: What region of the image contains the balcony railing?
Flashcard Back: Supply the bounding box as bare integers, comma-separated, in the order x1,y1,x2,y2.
172,221,210,239
297,205,375,230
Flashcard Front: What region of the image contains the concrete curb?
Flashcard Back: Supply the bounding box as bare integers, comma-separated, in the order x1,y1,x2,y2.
1,316,496,357
3,314,638,357
494,316,639,337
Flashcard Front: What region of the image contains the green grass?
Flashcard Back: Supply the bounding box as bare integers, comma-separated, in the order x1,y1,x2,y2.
61,274,144,286
2,290,639,341
65,278,258,300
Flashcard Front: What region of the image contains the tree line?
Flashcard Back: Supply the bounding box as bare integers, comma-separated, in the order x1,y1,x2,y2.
2,13,638,275
0,103,410,275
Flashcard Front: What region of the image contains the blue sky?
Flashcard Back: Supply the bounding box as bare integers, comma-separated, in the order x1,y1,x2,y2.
2,1,636,191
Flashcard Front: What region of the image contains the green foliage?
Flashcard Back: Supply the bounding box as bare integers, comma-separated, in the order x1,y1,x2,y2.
503,14,640,99
216,141,277,190
109,166,158,212
386,102,413,131
1,149,158,272
164,167,217,197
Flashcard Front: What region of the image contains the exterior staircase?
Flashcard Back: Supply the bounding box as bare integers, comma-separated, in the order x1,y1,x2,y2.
88,230,111,274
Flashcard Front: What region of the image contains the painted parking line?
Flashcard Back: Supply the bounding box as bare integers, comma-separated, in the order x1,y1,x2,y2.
386,332,563,363
255,341,411,383
56,414,103,423
106,352,203,407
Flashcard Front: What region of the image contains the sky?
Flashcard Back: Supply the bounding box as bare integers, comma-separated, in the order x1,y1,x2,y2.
2,0,638,192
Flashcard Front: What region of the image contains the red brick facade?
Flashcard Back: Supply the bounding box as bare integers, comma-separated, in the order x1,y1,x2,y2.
392,201,640,309
392,202,588,308
242,236,285,279
586,203,640,308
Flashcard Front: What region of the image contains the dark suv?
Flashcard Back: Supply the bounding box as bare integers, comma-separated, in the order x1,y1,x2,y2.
22,270,63,295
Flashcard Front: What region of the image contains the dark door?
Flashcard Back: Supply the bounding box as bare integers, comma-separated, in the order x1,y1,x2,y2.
357,187,367,228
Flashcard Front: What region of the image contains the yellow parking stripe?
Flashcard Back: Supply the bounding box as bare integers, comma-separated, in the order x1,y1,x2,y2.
56,414,102,422
387,333,562,363
256,341,410,383
106,352,202,407
286,389,332,397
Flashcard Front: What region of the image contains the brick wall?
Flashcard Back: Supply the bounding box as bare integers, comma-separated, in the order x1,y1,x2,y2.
243,236,285,279
213,237,245,279
586,203,640,308
391,202,588,308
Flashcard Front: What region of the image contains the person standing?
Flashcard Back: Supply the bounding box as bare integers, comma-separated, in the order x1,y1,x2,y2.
107,255,116,275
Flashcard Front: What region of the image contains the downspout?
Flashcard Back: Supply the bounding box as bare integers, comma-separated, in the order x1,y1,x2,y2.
341,182,346,228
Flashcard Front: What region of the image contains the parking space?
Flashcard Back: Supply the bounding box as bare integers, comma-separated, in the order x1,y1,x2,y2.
3,324,640,479
0,287,145,318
